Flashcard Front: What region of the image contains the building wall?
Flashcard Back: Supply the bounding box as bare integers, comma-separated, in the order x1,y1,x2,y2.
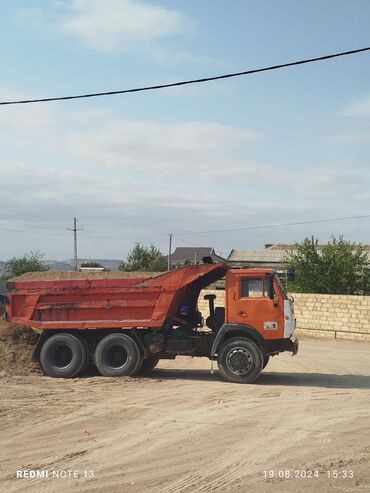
197,289,225,318
198,289,370,342
292,293,370,342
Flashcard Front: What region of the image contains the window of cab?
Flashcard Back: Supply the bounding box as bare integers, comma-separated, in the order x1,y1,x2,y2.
240,277,270,298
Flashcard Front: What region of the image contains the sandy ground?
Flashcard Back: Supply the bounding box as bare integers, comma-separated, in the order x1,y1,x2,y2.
0,331,369,493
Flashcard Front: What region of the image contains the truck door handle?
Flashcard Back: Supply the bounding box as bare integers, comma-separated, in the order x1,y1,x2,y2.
237,310,247,316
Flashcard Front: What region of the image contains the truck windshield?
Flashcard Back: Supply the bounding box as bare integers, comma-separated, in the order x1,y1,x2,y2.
275,273,288,299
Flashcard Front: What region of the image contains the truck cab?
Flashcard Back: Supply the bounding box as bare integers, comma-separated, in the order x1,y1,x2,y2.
205,268,298,383
226,268,295,339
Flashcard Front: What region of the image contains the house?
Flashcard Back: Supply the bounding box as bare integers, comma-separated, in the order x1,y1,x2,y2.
168,247,226,268
227,248,289,272
227,242,370,272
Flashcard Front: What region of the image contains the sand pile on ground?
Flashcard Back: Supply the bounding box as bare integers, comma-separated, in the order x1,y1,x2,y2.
0,320,40,375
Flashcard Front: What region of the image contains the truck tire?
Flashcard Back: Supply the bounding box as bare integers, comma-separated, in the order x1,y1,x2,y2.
136,358,159,374
79,337,92,375
217,337,263,384
39,333,88,378
94,333,142,377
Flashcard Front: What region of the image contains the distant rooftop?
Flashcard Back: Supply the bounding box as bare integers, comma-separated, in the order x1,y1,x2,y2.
264,243,370,251
228,249,289,263
169,247,226,264
229,245,370,265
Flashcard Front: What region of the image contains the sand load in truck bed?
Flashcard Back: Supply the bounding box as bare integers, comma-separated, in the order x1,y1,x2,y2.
5,264,228,331
10,270,163,281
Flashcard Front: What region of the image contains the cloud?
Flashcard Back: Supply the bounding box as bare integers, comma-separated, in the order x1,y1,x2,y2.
65,118,263,179
290,165,370,202
0,100,264,183
0,100,368,259
14,2,225,66
62,0,190,52
344,95,370,118
0,104,268,257
326,132,370,144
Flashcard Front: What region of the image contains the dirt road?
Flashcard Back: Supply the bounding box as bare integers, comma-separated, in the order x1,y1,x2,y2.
1,337,369,492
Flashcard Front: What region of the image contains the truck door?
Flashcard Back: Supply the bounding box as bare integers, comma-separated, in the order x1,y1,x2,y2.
226,272,284,340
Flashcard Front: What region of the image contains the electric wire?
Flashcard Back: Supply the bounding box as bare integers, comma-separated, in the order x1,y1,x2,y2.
0,205,59,221
0,225,66,234
0,216,66,232
0,47,369,106
174,236,201,247
175,214,370,236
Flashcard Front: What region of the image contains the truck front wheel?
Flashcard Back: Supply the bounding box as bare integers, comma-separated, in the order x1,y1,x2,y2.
217,337,263,383
39,333,88,378
94,333,142,377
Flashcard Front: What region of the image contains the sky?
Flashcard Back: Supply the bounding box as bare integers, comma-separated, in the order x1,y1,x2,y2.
0,0,369,261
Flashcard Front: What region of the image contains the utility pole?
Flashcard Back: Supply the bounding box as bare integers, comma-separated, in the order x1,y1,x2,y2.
167,233,173,271
68,218,82,271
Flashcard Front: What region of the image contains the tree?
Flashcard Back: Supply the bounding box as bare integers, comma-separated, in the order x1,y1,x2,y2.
3,251,49,280
287,237,369,294
80,262,105,268
173,259,199,269
119,243,167,272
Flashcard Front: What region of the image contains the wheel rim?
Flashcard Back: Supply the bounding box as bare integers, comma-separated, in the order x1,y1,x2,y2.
103,344,128,369
226,347,252,375
48,344,73,369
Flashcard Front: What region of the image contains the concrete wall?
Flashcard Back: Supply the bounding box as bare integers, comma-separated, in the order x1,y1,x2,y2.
198,289,370,342
197,289,225,319
292,293,370,342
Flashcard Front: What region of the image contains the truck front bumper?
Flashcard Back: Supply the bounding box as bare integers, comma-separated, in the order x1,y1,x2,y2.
265,337,299,356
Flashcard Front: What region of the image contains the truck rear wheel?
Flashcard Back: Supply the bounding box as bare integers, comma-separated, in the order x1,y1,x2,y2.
80,337,92,375
217,337,263,384
39,333,88,378
94,333,142,377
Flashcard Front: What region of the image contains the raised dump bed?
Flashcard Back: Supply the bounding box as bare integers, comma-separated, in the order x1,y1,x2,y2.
5,264,227,330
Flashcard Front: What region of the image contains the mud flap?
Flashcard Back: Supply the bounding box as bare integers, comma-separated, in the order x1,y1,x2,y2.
292,338,299,355
31,331,49,362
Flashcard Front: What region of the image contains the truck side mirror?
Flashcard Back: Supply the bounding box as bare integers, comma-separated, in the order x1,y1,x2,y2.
286,268,296,282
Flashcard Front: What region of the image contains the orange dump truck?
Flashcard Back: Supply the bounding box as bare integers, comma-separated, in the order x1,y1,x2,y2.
5,260,298,383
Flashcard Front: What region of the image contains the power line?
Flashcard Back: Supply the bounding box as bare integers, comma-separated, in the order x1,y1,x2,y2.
175,214,370,236
1,47,369,106
174,236,201,247
0,216,66,232
0,225,66,234
0,225,38,233
0,204,58,221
